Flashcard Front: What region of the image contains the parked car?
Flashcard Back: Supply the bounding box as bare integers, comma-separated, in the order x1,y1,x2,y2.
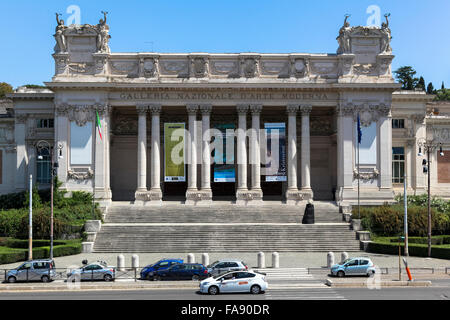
140,258,183,280
200,271,268,295
207,259,249,276
153,263,209,281
6,259,56,283
67,261,115,282
330,257,376,277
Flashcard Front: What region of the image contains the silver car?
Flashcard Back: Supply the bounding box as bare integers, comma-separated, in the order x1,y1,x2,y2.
207,259,249,276
330,257,376,277
67,261,115,282
6,259,56,283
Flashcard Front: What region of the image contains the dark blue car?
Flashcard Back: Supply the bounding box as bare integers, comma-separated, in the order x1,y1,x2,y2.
153,263,209,281
140,259,183,280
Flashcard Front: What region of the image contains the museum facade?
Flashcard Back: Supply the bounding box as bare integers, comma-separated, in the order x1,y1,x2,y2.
1,17,449,208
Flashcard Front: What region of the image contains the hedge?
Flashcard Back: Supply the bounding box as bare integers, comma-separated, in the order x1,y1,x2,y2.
0,242,82,264
353,204,450,237
389,236,450,245
367,241,450,260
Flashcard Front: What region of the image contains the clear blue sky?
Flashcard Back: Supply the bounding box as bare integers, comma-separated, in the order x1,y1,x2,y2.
1,0,449,89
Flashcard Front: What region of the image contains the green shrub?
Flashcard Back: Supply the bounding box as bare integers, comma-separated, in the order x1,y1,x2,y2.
353,204,450,237
395,194,450,213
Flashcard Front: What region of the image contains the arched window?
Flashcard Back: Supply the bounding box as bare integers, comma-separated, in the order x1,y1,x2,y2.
37,148,51,184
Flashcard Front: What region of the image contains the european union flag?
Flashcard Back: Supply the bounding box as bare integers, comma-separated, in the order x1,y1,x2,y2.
357,113,362,144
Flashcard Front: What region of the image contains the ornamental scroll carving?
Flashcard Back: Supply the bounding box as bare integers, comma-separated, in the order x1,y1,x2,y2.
68,169,94,181
353,168,380,181
68,104,107,127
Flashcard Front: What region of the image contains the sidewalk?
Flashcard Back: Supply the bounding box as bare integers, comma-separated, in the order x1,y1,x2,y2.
1,252,448,270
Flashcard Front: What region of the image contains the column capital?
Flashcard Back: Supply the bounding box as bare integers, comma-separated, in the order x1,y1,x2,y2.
286,104,299,115
136,104,149,115
250,104,263,114
236,104,249,114
200,104,213,115
186,104,199,114
300,105,312,115
94,103,110,116
149,104,162,114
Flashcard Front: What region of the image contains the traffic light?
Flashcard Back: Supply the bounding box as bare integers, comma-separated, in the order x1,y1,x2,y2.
422,159,428,173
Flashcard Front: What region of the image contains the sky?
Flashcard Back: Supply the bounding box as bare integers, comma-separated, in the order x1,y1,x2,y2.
0,0,449,89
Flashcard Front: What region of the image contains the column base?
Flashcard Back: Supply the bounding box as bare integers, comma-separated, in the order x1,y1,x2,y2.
94,188,112,208
185,189,213,205
134,189,163,206
300,188,314,201
285,189,304,206
236,189,263,206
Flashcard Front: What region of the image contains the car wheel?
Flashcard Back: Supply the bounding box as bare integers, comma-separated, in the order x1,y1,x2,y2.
250,285,261,294
104,274,113,282
337,271,345,278
367,270,375,277
154,275,161,281
41,275,50,283
7,276,16,283
192,275,199,281
146,273,153,281
208,285,219,295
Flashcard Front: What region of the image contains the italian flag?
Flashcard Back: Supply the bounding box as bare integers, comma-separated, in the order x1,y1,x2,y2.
96,111,103,141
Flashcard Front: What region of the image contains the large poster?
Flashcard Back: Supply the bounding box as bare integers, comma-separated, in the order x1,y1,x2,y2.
164,123,186,182
213,123,236,182
264,123,287,182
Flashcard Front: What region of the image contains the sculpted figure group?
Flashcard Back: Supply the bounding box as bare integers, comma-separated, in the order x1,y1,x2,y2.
54,11,111,53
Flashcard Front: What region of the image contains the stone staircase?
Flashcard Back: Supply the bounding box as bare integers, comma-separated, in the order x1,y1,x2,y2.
93,202,361,253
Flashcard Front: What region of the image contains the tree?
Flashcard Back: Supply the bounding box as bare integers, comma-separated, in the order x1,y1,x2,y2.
0,82,13,99
427,82,435,94
442,82,446,90
417,76,426,90
435,88,450,101
393,66,419,90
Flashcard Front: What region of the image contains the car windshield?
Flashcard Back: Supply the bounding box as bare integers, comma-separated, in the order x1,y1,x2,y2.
341,259,352,265
209,261,219,268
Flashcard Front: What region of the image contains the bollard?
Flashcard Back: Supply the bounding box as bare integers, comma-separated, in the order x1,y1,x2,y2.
132,254,139,268
341,252,348,264
202,253,209,267
117,254,125,271
327,252,335,268
257,252,265,269
272,252,279,269
187,253,195,263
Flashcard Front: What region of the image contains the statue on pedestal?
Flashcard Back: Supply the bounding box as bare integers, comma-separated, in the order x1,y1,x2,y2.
54,13,67,53
96,11,111,53
380,13,392,53
337,14,351,54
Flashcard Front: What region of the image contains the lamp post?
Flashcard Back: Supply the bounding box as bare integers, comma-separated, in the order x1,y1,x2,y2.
36,140,63,260
417,137,444,257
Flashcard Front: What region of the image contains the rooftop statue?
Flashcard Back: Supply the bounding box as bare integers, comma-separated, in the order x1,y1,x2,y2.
54,13,67,53
337,14,351,54
380,13,392,53
96,11,111,53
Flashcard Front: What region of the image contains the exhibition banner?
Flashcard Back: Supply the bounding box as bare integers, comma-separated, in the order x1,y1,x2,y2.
164,123,186,182
213,123,236,182
264,123,287,182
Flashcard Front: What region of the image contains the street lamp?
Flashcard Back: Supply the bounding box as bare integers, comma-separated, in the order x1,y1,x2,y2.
417,137,444,257
36,140,63,260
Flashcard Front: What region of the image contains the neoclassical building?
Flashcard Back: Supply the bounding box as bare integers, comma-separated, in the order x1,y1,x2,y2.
1,17,449,209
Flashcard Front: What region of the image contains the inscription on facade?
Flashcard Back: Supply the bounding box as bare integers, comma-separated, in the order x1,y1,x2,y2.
115,92,331,101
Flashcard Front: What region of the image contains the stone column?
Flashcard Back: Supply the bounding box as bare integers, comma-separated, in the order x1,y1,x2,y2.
55,104,69,190
406,140,414,190
300,105,313,199
185,105,200,205
149,104,163,203
236,104,250,205
249,104,263,201
135,105,148,204
413,115,426,193
285,105,302,205
14,114,27,191
94,104,112,206
378,105,393,190
199,104,213,202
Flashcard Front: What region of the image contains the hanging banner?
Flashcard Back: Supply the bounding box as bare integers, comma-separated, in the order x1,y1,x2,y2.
164,123,186,182
213,123,236,182
264,123,287,182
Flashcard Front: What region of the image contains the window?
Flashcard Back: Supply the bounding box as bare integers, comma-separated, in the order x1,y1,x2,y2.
346,260,359,266
33,262,50,269
392,119,405,129
229,262,239,267
37,148,51,184
359,260,369,266
392,147,405,183
37,119,54,129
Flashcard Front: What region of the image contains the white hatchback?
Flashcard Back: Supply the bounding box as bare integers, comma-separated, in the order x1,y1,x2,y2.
200,271,268,295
